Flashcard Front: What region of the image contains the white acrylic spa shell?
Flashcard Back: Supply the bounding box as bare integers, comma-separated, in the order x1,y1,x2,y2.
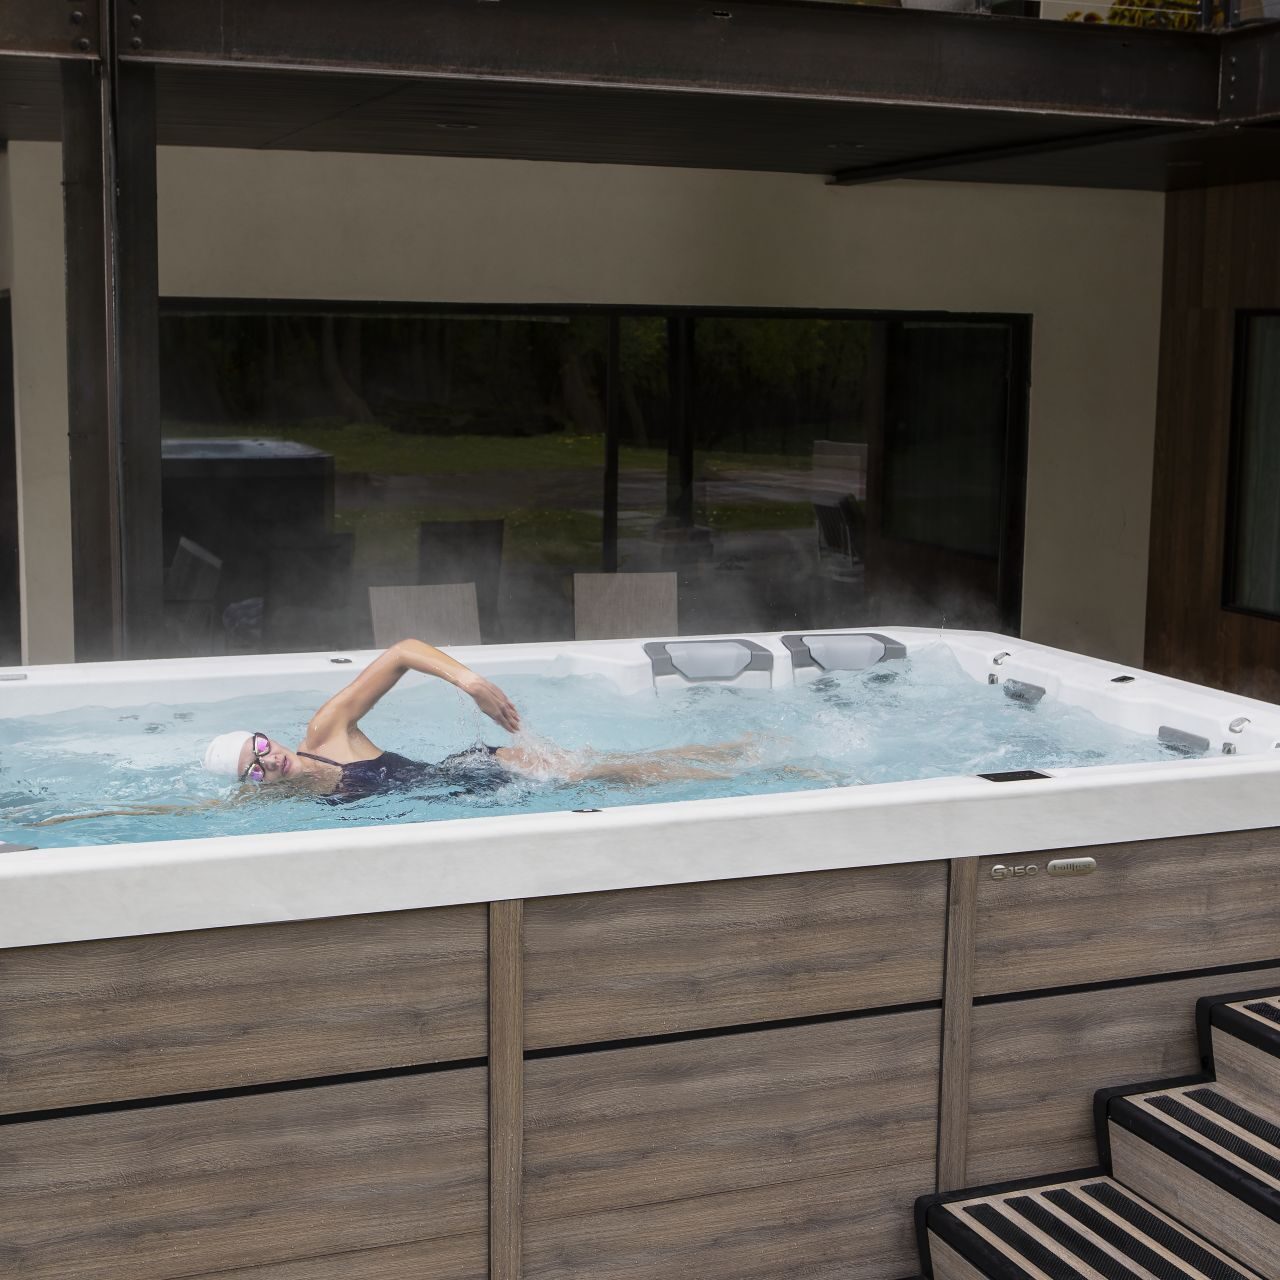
2,627,1279,950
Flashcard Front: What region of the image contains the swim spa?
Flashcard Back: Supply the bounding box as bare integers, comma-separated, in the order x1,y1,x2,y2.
2,628,1279,1280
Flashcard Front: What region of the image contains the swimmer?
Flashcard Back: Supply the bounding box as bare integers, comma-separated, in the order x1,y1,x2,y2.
33,638,755,824
199,638,755,800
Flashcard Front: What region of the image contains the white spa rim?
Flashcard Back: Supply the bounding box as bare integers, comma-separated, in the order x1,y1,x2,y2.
2,627,1279,950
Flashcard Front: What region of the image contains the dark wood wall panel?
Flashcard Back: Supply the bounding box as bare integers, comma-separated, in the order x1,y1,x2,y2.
0,905,488,1113
0,1067,487,1280
523,863,948,1048
1146,180,1280,700
523,1161,937,1280
966,963,1280,1185
523,1008,940,1280
972,829,1280,996
178,1235,486,1280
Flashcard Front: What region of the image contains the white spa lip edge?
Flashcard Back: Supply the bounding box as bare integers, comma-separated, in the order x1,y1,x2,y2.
4,626,1280,949
1,751,1278,951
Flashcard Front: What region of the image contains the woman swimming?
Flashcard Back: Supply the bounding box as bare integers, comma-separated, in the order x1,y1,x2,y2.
198,637,752,801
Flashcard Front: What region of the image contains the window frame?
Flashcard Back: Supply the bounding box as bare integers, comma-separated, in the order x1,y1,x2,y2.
1222,308,1280,622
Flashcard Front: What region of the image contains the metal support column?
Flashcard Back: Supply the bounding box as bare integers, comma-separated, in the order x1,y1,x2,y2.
113,60,162,658
60,28,161,660
61,55,121,661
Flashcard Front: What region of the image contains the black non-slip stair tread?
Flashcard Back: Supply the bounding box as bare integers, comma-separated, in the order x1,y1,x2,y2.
1064,1183,1257,1280
928,1178,1264,1280
1109,1097,1280,1223
1204,996,1280,1067
1140,1093,1280,1181
1184,1087,1280,1151
964,1203,1091,1280
1004,1196,1145,1280
1241,1000,1280,1026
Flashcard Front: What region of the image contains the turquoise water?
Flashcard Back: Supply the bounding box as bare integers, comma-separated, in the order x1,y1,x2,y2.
0,646,1191,848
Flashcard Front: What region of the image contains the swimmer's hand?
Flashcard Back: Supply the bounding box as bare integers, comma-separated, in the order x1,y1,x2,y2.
461,675,521,733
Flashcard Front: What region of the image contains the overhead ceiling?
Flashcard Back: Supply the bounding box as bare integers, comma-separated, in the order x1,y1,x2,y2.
0,1,1277,191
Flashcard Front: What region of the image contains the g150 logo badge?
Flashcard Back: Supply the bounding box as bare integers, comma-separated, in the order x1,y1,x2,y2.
990,863,1038,881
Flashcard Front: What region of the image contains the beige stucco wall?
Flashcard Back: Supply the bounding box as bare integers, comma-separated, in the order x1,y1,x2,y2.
7,143,74,664
10,142,1164,664
0,151,11,294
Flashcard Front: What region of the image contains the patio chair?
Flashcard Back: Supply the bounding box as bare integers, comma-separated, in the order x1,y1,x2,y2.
369,583,482,648
573,571,678,641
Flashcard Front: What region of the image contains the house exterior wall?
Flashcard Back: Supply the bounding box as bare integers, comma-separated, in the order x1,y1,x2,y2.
1146,181,1280,701
8,141,1164,664
7,144,74,664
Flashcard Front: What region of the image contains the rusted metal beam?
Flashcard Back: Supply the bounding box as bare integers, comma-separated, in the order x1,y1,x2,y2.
828,123,1181,185
119,0,1222,125
1219,23,1280,125
61,56,122,661
0,0,103,59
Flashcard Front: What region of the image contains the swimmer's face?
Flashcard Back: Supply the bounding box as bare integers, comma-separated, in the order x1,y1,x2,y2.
236,733,300,785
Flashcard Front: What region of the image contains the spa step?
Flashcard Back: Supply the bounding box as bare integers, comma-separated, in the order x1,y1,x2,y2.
922,1174,1265,1280
1106,1084,1280,1279
1200,992,1280,1121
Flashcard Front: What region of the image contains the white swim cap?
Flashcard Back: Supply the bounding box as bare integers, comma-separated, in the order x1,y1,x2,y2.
203,730,252,778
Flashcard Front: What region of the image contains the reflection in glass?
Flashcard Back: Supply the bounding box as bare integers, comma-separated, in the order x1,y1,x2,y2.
1229,316,1280,616
154,306,1026,657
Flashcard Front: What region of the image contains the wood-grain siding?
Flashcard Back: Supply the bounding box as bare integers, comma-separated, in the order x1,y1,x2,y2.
0,905,488,1113
524,1008,940,1280
0,1066,487,1280
178,1235,486,1280
972,829,1280,996
523,863,948,1048
1147,180,1280,702
965,963,1280,1185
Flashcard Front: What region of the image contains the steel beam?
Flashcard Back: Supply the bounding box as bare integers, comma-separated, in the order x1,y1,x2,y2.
1219,23,1280,125
119,0,1222,125
60,45,162,661
61,56,121,661
828,123,1179,185
113,61,163,658
0,0,103,60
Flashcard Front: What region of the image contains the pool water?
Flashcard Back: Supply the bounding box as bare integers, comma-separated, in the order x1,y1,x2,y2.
0,646,1196,848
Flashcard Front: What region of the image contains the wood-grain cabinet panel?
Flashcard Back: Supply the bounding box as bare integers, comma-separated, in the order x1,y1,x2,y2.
972,830,1280,996
0,904,488,1112
177,1235,486,1280
523,1159,935,1280
524,1008,939,1277
0,1066,487,1280
966,963,1280,1185
524,863,948,1047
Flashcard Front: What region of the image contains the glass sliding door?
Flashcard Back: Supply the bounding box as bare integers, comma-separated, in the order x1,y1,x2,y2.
0,298,18,665
151,302,1027,658
158,305,605,655
868,319,1026,632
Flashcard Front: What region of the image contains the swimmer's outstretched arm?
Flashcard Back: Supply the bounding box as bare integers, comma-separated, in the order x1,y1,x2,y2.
309,638,520,744
27,795,243,826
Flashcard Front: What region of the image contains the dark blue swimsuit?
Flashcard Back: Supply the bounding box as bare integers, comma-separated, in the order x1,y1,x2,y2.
298,746,511,802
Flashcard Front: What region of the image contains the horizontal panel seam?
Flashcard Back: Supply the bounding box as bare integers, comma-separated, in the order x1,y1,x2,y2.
974,956,1280,1006
0,1055,489,1126
524,997,943,1058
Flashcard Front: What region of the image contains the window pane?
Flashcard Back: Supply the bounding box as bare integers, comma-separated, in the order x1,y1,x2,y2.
1229,316,1280,616
159,309,605,656
684,316,875,632
883,322,1011,559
